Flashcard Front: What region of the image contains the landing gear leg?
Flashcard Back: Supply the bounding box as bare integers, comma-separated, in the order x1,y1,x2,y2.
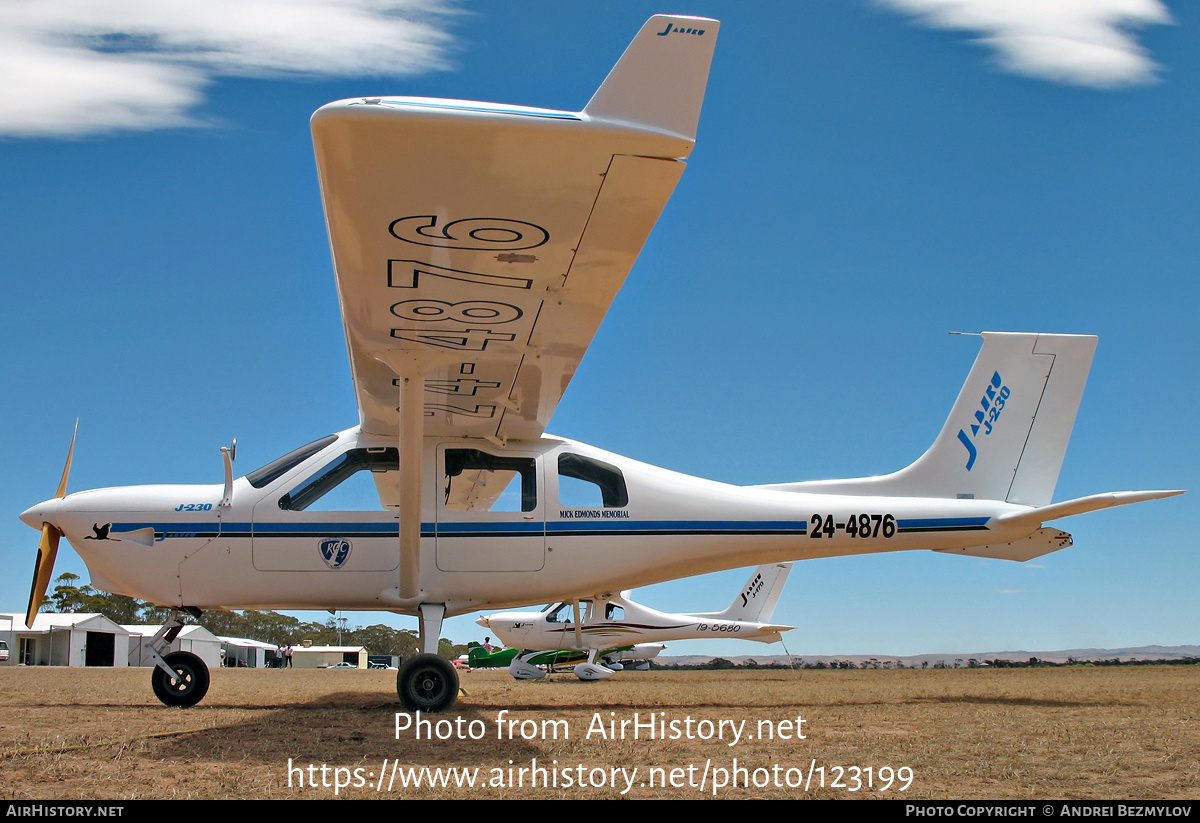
397,603,459,712
147,612,210,707
417,602,444,656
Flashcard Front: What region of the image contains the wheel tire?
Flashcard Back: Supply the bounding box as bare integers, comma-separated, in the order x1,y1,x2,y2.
397,654,459,713
151,651,210,707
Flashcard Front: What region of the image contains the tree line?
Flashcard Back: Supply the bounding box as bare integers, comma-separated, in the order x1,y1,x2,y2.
45,573,466,659
651,656,1200,671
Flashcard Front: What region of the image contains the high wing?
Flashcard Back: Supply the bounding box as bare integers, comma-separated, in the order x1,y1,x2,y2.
311,15,718,444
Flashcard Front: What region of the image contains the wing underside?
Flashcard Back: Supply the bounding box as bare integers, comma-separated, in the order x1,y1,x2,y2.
312,16,719,444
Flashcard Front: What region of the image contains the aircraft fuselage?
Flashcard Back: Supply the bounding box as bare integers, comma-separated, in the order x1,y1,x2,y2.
21,426,1047,618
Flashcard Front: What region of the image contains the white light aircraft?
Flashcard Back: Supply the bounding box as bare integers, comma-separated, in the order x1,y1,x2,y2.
19,15,1182,713
480,562,793,681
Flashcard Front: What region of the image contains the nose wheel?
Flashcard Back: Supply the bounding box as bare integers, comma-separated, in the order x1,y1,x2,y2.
151,651,210,707
397,654,458,712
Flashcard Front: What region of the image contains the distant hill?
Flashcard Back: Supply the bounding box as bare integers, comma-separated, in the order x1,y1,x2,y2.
655,644,1200,668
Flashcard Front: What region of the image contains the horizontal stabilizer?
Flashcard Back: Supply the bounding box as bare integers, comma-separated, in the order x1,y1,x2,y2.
996,490,1184,532
747,626,794,644
584,15,718,141
934,527,1073,562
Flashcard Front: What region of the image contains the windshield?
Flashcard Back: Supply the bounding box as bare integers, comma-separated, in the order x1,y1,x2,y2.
245,435,338,489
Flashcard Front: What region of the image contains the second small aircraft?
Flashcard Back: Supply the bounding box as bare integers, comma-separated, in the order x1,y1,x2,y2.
479,562,793,680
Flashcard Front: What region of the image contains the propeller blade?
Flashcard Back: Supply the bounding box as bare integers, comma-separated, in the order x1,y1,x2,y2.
26,523,62,629
25,421,78,628
55,420,78,499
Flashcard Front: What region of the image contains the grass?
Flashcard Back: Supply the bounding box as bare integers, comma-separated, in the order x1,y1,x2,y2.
0,665,1196,799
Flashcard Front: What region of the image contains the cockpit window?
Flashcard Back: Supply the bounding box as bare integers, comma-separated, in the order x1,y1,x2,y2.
558,453,628,508
278,447,398,511
246,435,338,489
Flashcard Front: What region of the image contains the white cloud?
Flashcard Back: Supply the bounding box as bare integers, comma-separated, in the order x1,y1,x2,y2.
879,0,1173,87
0,0,456,137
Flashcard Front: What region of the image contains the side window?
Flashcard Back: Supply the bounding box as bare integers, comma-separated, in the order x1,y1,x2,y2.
546,603,573,624
605,604,625,621
558,453,628,508
444,449,537,513
278,448,398,511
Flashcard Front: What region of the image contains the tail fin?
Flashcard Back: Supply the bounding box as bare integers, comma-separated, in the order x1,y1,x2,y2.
899,332,1096,505
763,333,1097,505
466,642,486,667
584,15,718,141
707,562,792,622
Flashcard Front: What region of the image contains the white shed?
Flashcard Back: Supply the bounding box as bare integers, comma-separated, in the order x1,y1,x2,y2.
292,645,369,669
219,636,277,668
0,613,131,667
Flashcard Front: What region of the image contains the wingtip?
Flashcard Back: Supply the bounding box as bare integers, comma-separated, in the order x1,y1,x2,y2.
583,15,719,141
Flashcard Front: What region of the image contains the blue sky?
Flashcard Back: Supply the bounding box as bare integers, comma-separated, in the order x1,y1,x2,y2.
1,1,1195,660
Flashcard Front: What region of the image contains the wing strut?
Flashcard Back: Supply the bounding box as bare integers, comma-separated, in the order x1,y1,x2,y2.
375,350,454,601
397,372,423,599
572,600,583,650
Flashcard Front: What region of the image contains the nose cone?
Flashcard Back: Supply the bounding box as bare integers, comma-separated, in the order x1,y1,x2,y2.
20,499,59,531
476,616,491,629
482,613,525,644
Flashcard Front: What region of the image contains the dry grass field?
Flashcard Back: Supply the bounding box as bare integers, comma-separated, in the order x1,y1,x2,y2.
0,664,1196,800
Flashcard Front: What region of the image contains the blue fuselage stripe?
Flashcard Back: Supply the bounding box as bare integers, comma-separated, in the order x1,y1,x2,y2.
115,516,989,541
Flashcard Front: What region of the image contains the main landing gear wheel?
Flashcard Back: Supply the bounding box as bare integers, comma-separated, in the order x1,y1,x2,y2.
397,654,459,713
151,651,210,707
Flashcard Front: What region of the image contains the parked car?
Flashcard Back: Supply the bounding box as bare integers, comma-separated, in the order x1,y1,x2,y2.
0,641,8,663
